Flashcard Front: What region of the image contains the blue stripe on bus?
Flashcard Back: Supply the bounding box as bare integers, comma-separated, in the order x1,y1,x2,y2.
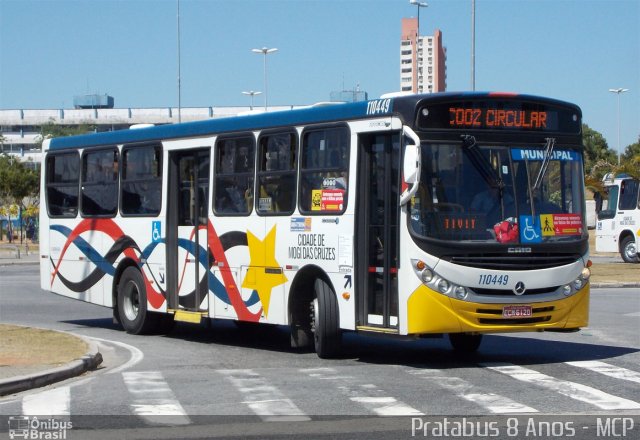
48,100,373,150
50,224,116,276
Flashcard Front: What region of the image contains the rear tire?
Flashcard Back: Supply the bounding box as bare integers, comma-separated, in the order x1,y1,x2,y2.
311,279,341,358
449,333,483,353
117,266,159,334
620,236,639,264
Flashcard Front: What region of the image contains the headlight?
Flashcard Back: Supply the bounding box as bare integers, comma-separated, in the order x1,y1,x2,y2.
573,278,584,290
421,269,434,283
562,285,572,296
455,286,468,299
438,279,450,293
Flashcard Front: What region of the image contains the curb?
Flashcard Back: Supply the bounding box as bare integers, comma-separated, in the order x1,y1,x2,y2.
0,258,39,266
591,282,640,289
0,334,103,396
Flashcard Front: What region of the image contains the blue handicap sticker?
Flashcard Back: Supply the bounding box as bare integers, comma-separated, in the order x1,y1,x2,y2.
152,221,162,243
519,215,542,243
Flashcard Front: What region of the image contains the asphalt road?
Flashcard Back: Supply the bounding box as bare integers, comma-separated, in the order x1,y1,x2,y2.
0,265,638,440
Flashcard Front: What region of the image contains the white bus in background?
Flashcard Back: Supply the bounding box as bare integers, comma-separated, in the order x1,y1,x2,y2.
596,173,640,263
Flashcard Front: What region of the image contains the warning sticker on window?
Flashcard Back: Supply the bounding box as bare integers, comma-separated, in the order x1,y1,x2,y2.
540,213,583,236
311,189,344,211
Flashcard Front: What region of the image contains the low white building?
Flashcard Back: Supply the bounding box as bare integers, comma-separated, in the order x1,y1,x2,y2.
0,104,299,169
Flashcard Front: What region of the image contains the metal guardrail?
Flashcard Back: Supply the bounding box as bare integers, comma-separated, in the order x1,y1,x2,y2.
0,244,34,259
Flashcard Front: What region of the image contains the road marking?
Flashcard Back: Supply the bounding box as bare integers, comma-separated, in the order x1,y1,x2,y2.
218,369,310,422
88,336,144,374
122,371,190,425
624,311,640,317
302,367,423,416
22,386,70,416
482,363,640,410
565,361,640,384
409,369,537,413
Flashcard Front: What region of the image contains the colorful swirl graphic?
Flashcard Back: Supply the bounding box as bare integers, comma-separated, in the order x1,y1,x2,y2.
50,219,262,320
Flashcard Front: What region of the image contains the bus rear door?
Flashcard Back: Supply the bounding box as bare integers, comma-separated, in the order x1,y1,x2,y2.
167,149,211,319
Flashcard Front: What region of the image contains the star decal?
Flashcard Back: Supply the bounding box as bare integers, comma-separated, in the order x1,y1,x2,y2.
241,226,287,317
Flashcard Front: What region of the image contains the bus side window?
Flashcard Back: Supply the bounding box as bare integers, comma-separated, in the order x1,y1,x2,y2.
81,148,118,217
619,179,640,210
46,153,80,217
299,126,349,214
214,136,255,215
121,145,162,216
256,132,297,215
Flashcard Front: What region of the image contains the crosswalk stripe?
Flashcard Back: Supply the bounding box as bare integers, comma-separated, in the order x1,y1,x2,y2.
122,371,190,425
565,360,640,384
409,370,537,413
302,367,424,416
218,369,310,422
482,363,640,410
22,386,70,416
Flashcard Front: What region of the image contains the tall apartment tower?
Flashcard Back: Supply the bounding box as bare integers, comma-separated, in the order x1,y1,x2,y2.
400,17,446,93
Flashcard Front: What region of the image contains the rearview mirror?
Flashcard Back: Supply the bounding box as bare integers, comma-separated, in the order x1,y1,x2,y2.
400,126,421,205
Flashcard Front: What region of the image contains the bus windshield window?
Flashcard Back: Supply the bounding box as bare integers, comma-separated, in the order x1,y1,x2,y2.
410,143,585,243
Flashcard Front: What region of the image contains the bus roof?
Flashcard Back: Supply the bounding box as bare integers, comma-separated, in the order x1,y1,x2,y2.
47,92,581,151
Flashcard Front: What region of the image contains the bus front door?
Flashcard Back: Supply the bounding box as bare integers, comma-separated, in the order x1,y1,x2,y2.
356,132,400,330
167,149,210,316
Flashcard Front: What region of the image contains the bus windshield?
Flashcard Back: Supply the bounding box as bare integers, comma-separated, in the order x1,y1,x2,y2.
410,142,586,244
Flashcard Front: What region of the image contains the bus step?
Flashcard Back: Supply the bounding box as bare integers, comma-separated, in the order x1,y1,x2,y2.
172,310,207,324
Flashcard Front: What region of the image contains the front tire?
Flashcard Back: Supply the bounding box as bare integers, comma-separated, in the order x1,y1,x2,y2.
449,333,483,353
620,236,639,264
117,266,158,334
311,279,341,358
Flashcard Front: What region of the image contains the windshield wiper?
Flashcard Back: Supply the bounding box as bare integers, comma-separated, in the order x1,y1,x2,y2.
461,135,504,190
533,137,556,191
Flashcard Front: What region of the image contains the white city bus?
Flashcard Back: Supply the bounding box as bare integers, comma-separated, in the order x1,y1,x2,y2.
596,173,640,263
40,92,591,357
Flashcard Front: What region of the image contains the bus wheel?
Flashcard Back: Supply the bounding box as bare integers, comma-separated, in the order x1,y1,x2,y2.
449,333,483,353
117,266,158,334
311,279,341,358
620,236,640,264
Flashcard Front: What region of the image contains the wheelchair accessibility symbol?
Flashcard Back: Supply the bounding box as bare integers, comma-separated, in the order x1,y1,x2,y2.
152,221,162,243
519,215,541,243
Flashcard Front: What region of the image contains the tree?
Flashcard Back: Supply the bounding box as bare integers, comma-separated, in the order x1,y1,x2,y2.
582,124,616,175
621,135,640,179
35,119,96,149
0,154,39,242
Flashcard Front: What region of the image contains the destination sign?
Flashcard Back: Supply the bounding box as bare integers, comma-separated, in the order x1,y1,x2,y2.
417,100,581,133
448,108,547,129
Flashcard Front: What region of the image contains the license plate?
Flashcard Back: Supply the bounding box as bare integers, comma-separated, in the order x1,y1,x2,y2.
502,305,532,318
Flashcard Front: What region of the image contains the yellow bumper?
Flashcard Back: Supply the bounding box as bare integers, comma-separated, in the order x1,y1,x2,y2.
407,284,589,334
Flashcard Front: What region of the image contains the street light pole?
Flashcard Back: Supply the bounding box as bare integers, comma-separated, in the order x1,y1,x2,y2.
409,0,428,36
177,0,182,123
471,0,475,91
242,91,262,110
409,0,428,93
608,88,629,166
252,47,278,111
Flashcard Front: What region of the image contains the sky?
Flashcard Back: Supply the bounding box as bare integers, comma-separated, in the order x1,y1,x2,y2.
0,0,638,153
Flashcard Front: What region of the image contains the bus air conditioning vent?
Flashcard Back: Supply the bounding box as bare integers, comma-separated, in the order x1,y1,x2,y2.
471,287,560,296
445,254,581,271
